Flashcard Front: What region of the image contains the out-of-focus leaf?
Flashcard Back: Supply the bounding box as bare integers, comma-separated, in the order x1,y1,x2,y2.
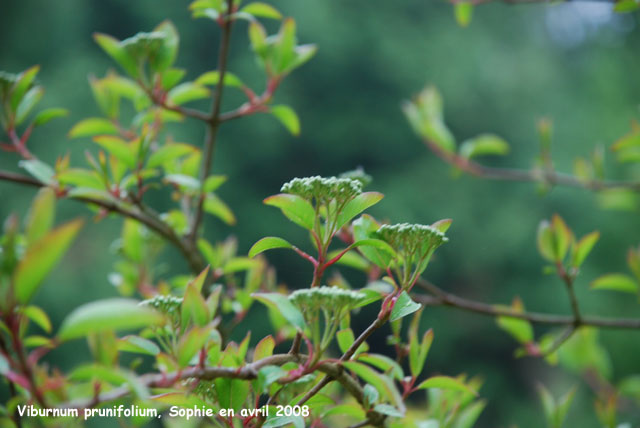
177,326,211,367
271,105,300,136
19,159,55,184
32,108,68,127
14,219,83,303
69,117,119,138
26,187,56,245
167,82,210,105
15,86,44,125
590,273,638,294
204,193,236,225
402,86,456,153
416,376,477,396
147,143,196,168
94,33,139,77
195,70,245,88
454,2,474,27
253,293,306,330
241,2,282,19
571,231,599,267
58,298,163,340
459,134,509,159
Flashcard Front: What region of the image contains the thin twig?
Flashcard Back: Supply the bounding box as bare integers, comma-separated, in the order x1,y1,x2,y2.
422,137,640,192
189,0,236,245
415,279,640,329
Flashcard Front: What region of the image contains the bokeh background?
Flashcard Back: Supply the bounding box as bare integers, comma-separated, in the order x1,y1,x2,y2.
2,1,640,426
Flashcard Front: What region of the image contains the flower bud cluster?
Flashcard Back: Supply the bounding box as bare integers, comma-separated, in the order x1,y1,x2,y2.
289,286,366,314
281,176,362,204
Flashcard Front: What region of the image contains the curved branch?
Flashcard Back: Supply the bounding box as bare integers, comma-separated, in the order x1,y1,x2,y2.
415,278,640,329
0,170,206,274
422,137,640,192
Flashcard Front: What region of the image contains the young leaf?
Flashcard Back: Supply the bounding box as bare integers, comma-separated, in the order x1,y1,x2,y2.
590,273,639,294
93,33,139,78
252,293,306,330
390,292,421,322
204,193,236,225
357,353,404,380
409,328,433,378
416,376,477,396
459,134,509,159
249,237,293,258
571,231,599,267
264,194,315,230
241,2,282,19
270,105,300,136
15,86,44,125
10,65,40,111
195,70,245,88
19,159,55,184
26,187,56,245
182,283,210,330
253,335,275,362
167,82,210,105
335,192,384,231
342,361,404,409
32,108,68,127
177,326,211,367
58,298,163,340
69,118,119,138
152,21,179,72
454,2,474,27
147,143,196,168
373,404,403,418
14,219,84,303
23,306,52,333
93,135,136,169
537,220,556,262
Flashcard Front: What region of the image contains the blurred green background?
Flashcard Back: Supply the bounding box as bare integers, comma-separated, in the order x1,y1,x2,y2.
2,0,640,426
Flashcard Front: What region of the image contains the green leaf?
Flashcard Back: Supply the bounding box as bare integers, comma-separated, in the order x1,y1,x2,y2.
335,192,384,231
264,193,315,230
252,293,306,330
537,220,556,262
195,70,245,88
241,2,282,19
342,361,404,409
165,173,200,190
118,336,160,355
263,415,304,428
32,108,68,127
14,219,83,303
177,326,211,367
249,237,293,258
614,0,640,13
10,65,40,111
152,21,179,72
571,231,599,267
26,187,56,245
15,86,44,125
409,328,433,378
270,105,300,136
147,143,196,168
459,134,509,159
253,335,275,362
69,117,119,138
182,282,210,330
496,298,533,344
337,328,355,354
352,215,393,269
23,306,52,333
56,168,104,189
58,298,163,340
93,135,136,169
454,2,474,27
356,353,403,380
390,291,421,322
402,86,456,153
19,159,55,184
93,33,139,78
416,376,477,396
204,193,236,225
167,82,210,105
203,175,227,192
590,273,639,294
373,404,403,418
453,400,487,428
551,215,572,262
431,218,453,233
